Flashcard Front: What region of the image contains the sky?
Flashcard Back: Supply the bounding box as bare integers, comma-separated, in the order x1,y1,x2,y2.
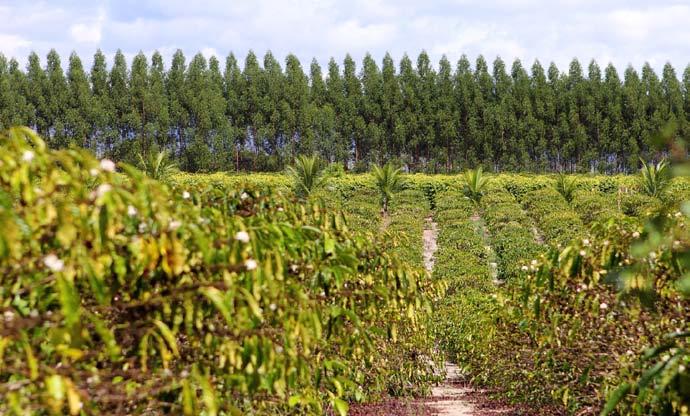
1,0,689,75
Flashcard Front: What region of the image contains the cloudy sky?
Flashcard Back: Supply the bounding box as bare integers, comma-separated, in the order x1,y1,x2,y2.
2,0,689,74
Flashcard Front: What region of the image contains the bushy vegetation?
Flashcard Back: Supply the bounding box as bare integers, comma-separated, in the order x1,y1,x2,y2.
0,128,440,415
4,125,690,415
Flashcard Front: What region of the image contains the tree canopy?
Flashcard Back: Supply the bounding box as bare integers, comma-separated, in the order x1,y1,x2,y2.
1,49,688,173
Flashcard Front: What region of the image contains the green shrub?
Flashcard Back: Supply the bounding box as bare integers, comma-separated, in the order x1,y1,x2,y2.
0,128,438,415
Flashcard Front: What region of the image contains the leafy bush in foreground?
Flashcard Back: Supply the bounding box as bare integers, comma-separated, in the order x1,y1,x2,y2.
0,128,438,415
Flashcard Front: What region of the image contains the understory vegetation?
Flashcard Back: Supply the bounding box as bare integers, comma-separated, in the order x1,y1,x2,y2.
2,126,690,415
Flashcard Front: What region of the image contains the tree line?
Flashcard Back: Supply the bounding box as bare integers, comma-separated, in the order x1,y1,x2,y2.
0,49,688,172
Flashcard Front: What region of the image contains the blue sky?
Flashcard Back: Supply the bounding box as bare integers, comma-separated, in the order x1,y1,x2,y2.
2,0,689,74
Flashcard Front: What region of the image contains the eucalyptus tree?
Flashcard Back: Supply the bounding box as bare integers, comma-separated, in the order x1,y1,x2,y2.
149,51,170,151
90,50,113,155
284,54,310,157
360,53,384,164
65,52,91,148
436,55,456,171
109,50,131,158
381,53,401,159
166,50,189,158
224,53,243,170
25,52,48,136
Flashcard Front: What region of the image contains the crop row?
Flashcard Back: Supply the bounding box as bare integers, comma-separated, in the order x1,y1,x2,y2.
431,191,498,379
481,190,542,280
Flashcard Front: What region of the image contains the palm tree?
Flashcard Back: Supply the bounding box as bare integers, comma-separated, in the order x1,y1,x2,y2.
287,155,328,198
640,158,670,198
137,149,178,181
554,173,577,204
372,162,404,214
462,167,490,204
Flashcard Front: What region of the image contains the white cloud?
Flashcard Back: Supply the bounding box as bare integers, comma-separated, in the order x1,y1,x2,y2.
0,34,30,57
326,20,397,51
0,0,687,74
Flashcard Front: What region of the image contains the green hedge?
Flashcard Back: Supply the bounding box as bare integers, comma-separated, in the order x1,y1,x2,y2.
521,187,583,247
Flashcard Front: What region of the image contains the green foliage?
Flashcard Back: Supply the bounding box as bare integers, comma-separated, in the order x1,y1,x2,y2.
0,127,438,415
597,177,618,194
3,50,687,172
371,162,404,213
286,155,328,198
640,158,671,198
462,167,490,204
137,148,179,181
323,162,345,178
571,190,621,224
554,173,577,203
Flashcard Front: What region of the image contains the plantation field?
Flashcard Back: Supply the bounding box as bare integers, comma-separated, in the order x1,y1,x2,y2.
2,128,690,415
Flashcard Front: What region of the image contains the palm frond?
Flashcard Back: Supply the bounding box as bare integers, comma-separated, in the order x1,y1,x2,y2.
639,158,670,198
372,162,404,213
554,173,577,204
137,149,178,181
287,155,328,198
462,167,490,204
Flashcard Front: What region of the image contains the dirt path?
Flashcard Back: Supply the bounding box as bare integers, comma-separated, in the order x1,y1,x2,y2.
423,217,438,272
422,217,477,415
423,213,516,415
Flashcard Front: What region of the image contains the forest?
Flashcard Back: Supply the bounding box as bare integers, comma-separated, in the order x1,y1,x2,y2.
1,49,689,173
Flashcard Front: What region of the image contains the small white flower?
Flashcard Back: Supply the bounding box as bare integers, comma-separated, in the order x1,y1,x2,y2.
582,239,590,246
603,240,610,246
240,192,249,200
679,365,686,373
599,302,608,310
138,222,148,233
234,231,250,243
579,250,587,256
675,211,682,218
277,207,284,212
674,240,682,249
662,354,671,362
96,183,112,198
182,191,191,199
180,370,189,378
632,231,640,238
22,150,34,162
649,251,657,259
521,265,529,271
3,310,15,322
99,159,116,172
127,205,138,217
44,254,65,272
245,259,258,271
89,168,99,177
275,346,284,354
29,309,39,318
626,350,634,356
489,262,497,268
531,259,538,266
269,303,277,311
168,220,182,231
